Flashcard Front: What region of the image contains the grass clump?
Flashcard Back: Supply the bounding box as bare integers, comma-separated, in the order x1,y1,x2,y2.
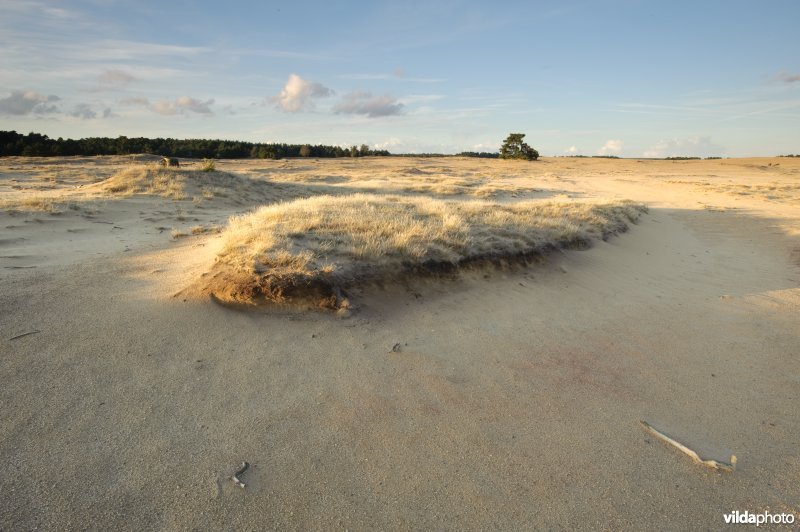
201,194,646,306
100,166,186,199
201,159,216,172
0,196,69,213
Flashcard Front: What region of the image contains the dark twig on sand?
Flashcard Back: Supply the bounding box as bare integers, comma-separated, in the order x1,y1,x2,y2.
9,330,40,341
231,462,249,488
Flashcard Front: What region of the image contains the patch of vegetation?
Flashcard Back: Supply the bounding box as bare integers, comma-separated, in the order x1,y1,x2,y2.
201,194,646,307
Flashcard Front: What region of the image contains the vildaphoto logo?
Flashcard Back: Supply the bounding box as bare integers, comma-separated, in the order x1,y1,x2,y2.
723,510,795,526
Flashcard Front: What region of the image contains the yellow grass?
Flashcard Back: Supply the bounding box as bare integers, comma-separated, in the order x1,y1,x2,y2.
202,193,647,306
99,166,188,199
0,196,61,213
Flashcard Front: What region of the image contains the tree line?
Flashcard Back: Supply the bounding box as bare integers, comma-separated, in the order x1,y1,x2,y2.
0,131,391,159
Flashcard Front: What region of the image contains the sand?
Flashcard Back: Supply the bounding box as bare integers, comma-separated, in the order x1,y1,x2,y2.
1,156,798,529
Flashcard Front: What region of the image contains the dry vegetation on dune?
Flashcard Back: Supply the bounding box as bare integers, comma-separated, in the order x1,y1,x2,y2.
90,164,306,205
0,196,62,213
257,164,541,198
201,194,647,307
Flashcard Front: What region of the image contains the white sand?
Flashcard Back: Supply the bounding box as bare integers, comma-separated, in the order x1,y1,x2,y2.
1,156,798,529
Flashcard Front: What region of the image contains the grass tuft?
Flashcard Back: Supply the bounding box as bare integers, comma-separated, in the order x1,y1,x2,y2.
201,159,216,172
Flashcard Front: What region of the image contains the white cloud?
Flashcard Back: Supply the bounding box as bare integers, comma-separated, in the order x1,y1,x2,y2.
471,142,499,152
333,91,404,118
565,145,577,154
643,136,725,158
373,137,403,150
0,90,60,115
272,74,333,113
597,139,623,156
120,96,214,115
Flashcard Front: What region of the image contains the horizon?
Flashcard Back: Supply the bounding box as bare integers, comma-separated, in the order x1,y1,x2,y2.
1,1,799,157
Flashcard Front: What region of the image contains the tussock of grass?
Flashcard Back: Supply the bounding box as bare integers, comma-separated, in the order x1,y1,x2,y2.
191,224,222,235
100,166,187,199
1,196,62,213
95,165,301,205
201,159,216,172
201,194,647,306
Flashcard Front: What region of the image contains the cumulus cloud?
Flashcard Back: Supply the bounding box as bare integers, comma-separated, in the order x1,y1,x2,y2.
94,69,136,90
775,71,800,83
643,136,725,158
70,103,97,119
0,90,60,115
121,96,214,115
152,96,214,115
373,138,403,150
597,139,623,156
272,73,333,112
565,146,578,154
333,91,404,118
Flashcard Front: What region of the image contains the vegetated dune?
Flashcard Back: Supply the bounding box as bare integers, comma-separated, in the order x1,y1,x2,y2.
198,193,646,307
90,164,302,206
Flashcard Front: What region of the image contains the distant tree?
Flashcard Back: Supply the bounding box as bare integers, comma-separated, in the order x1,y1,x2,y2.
299,144,312,157
359,144,371,157
499,133,539,161
350,145,358,158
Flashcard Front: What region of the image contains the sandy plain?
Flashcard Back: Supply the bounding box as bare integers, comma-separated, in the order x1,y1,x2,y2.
1,155,798,529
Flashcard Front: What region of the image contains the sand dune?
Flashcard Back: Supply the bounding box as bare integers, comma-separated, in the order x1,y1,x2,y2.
1,156,798,529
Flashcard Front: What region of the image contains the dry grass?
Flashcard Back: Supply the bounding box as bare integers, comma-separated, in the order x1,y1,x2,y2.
705,182,800,202
201,194,646,306
99,166,188,199
91,164,308,206
0,196,64,213
191,224,222,235
262,170,540,198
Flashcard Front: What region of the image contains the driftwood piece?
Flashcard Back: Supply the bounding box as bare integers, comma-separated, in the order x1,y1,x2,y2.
231,462,249,488
640,420,736,472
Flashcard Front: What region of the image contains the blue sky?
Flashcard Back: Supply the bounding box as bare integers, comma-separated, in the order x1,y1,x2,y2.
1,0,798,156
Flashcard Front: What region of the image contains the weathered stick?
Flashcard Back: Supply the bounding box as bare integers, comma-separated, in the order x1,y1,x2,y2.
231,462,249,488
640,420,736,473
9,330,40,341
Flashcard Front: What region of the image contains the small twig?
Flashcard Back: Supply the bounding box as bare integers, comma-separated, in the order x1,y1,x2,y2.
9,330,40,341
231,462,249,488
640,420,736,472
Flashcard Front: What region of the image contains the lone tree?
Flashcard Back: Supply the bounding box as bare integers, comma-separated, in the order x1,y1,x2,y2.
500,133,539,161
